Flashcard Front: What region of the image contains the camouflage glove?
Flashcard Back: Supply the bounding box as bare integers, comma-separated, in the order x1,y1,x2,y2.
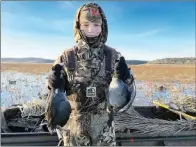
47,64,69,92
113,56,132,83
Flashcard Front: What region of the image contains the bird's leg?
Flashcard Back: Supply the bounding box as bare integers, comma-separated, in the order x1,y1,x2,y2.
107,108,114,127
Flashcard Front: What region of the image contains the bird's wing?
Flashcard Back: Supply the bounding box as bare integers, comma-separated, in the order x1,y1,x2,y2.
118,80,136,113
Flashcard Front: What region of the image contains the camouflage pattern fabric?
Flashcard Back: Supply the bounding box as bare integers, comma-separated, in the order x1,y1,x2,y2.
51,3,122,146
54,44,119,146
62,103,116,146
79,4,102,23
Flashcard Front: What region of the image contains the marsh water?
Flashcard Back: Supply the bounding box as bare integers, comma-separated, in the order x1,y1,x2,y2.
1,71,195,109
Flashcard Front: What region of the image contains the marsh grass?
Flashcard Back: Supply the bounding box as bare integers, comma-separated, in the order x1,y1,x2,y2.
1,63,195,83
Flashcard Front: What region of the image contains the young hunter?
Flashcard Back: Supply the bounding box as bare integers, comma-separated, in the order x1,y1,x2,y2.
46,2,136,146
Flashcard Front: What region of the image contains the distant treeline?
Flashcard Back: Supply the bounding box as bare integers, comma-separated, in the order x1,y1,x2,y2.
1,57,148,65
148,57,196,64
1,57,195,65
126,60,148,65
1,57,54,63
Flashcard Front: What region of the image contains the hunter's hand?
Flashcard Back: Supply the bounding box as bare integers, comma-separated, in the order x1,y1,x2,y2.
113,56,131,83
48,63,67,90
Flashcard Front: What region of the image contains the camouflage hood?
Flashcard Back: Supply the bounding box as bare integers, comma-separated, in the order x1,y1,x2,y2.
73,3,108,48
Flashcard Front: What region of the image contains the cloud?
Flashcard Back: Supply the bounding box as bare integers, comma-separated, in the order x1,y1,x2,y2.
2,1,30,14
1,30,75,59
134,28,166,38
118,46,195,61
108,34,195,60
58,1,78,10
2,28,195,61
2,2,194,61
64,1,76,8
108,28,168,42
2,11,74,34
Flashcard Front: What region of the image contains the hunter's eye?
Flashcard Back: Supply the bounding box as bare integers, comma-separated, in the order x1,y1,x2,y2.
81,24,89,27
94,24,101,26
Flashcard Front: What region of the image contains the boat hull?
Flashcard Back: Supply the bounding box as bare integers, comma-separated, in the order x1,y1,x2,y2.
1,106,196,146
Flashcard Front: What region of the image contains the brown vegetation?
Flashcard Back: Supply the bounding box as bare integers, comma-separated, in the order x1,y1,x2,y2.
129,64,195,84
1,63,195,83
1,63,52,74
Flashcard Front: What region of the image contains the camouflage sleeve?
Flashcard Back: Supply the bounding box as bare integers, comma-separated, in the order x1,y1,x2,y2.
53,48,77,77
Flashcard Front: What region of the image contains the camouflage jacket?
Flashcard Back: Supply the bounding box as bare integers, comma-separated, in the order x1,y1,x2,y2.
48,3,134,114
51,45,121,113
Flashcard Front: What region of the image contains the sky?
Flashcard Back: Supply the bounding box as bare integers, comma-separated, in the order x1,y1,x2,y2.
1,1,195,60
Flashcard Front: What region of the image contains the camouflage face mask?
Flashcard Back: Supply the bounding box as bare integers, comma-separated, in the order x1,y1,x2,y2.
73,3,108,48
